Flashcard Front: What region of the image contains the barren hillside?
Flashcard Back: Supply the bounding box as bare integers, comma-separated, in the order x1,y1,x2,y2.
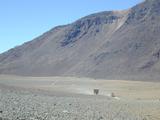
0,0,160,81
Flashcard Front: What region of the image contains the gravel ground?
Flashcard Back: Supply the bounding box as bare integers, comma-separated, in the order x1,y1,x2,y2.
0,84,160,120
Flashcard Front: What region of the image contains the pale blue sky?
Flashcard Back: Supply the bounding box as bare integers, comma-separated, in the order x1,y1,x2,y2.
0,0,143,53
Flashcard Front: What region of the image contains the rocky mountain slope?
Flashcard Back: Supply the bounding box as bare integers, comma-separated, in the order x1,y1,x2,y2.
0,0,160,81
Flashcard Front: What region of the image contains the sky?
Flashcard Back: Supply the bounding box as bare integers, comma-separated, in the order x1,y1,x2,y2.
0,0,143,53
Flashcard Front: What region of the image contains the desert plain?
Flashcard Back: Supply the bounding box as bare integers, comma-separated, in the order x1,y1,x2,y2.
0,75,160,120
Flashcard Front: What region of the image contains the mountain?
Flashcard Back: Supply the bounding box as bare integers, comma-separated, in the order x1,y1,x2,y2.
0,0,160,81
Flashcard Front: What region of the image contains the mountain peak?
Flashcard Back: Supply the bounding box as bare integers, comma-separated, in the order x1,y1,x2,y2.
0,0,160,81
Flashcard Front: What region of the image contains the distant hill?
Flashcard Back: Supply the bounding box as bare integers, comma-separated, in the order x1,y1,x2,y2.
0,0,160,81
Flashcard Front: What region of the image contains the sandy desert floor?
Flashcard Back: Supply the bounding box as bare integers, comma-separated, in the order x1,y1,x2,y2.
0,75,160,120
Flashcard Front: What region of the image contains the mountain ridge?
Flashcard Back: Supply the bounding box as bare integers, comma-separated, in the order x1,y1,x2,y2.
0,0,160,81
